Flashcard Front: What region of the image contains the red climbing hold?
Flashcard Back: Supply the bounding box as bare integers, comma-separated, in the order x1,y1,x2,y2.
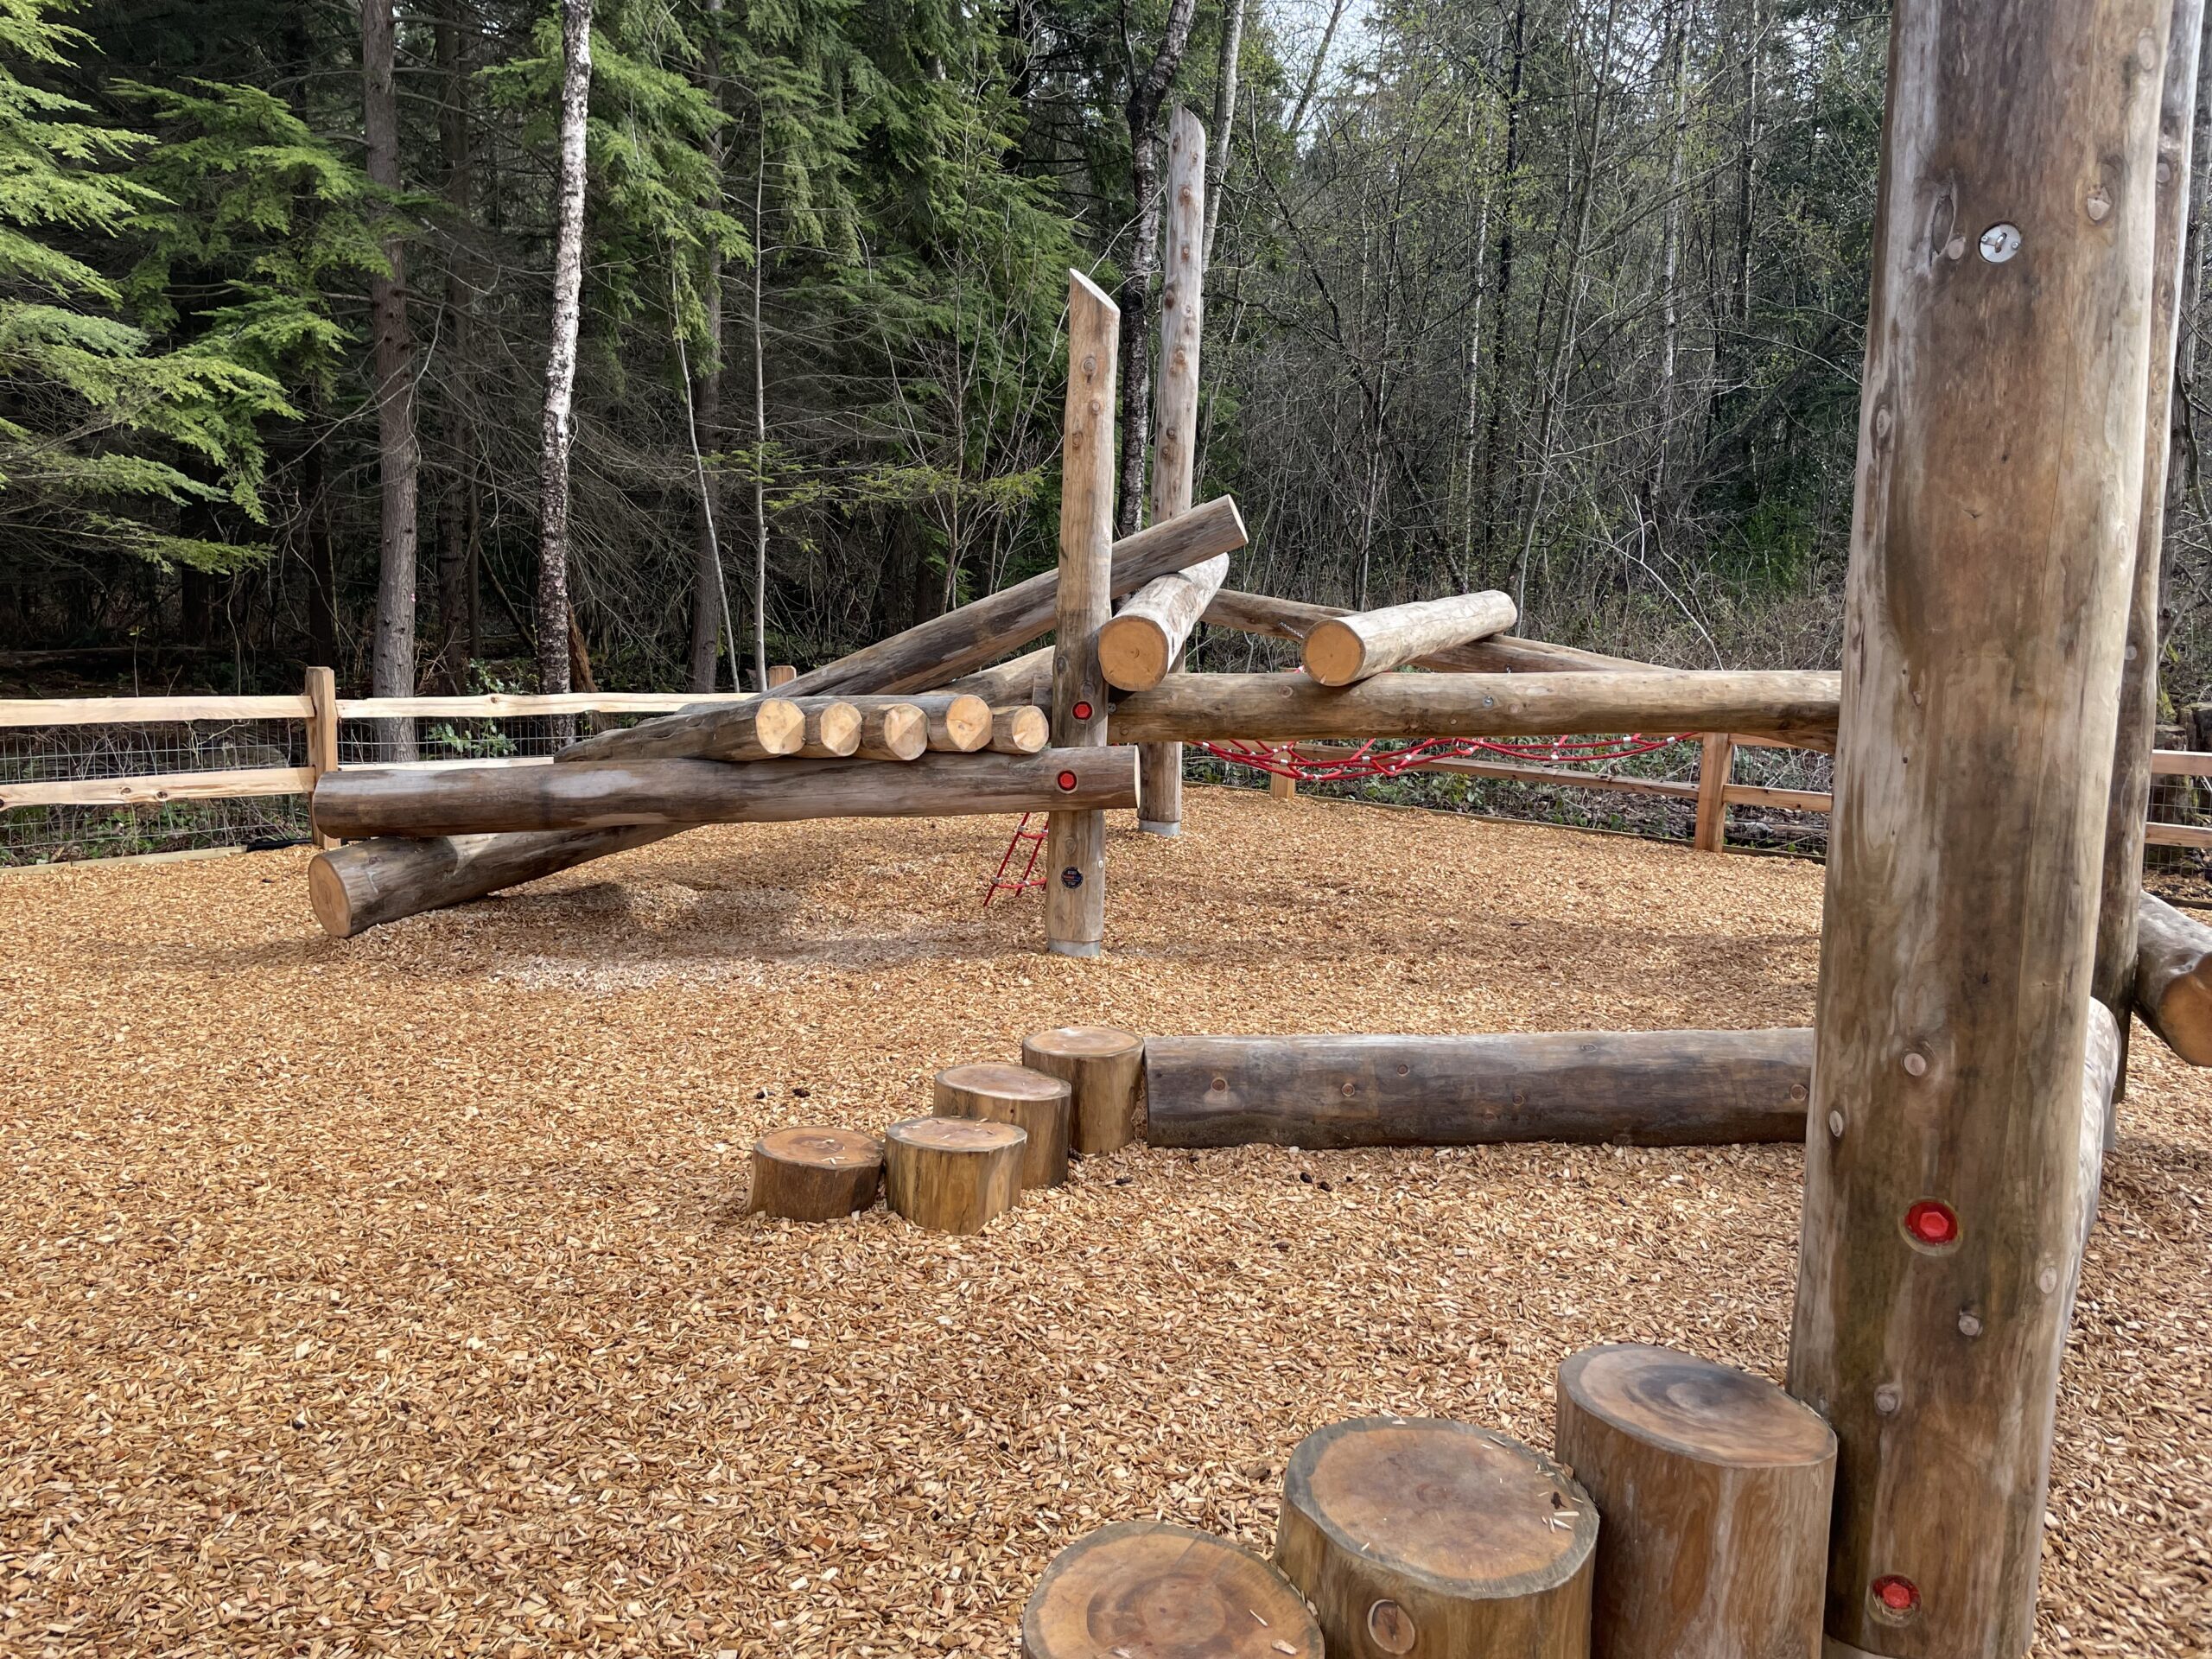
1904,1200,1959,1247
1056,770,1078,791
1872,1575,1920,1617
1072,700,1094,721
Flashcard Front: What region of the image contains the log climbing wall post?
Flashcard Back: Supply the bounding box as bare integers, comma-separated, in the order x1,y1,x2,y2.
1046,271,1121,957
2093,0,2205,1128
1788,4,2171,1656
1137,108,1207,836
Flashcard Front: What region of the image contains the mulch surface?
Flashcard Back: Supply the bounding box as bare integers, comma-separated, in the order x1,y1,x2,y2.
2,786,2206,1656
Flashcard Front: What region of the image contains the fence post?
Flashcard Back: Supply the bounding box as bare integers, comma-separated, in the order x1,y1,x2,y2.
1694,731,1733,852
767,664,797,687
305,666,339,849
1270,766,1296,804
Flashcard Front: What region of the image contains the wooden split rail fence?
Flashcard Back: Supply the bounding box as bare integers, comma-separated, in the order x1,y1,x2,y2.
4,667,2212,857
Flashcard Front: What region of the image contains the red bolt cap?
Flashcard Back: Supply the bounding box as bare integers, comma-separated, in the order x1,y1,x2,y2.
1872,1575,1920,1616
1072,700,1094,720
1056,770,1078,791
1904,1200,1959,1247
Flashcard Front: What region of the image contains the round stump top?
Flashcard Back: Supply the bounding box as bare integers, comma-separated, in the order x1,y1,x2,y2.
887,1116,1028,1154
753,1126,880,1168
1022,1521,1321,1659
1558,1344,1834,1468
1025,1026,1144,1058
938,1063,1071,1102
1283,1417,1595,1598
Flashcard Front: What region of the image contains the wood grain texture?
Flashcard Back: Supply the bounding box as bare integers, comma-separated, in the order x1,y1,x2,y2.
1046,270,1120,957
1021,1521,1320,1659
1200,588,1659,675
2094,0,2207,1109
1020,1026,1146,1154
1694,732,1736,852
931,1063,1071,1189
2134,892,2212,1063
988,705,1050,754
1099,555,1229,691
1143,1029,1812,1149
1554,1344,1835,1659
308,824,680,938
1108,670,1840,750
1300,591,1519,686
1274,1417,1596,1659
312,747,1140,838
559,696,804,764
1786,4,2170,1654
745,1128,883,1221
793,698,862,759
1,766,320,811
855,702,928,762
882,1116,1026,1235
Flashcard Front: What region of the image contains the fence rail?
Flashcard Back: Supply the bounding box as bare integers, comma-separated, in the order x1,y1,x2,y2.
2,671,2209,861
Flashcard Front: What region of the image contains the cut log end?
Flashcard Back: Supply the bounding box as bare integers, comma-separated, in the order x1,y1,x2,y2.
991,705,1050,754
1300,617,1370,687
936,693,994,753
1276,1418,1596,1658
1560,1344,1834,1470
1022,1521,1322,1659
859,703,929,762
308,851,359,938
798,699,862,758
883,1116,1027,1234
753,697,808,756
1020,1026,1146,1154
1097,613,1173,691
745,1127,884,1221
931,1064,1071,1189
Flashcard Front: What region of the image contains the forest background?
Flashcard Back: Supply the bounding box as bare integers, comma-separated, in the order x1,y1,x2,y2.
0,0,2201,729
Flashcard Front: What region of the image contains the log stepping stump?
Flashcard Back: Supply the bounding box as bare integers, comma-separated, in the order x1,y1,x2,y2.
745,1127,883,1221
1020,1026,1145,1154
1022,1520,1321,1659
1274,1417,1596,1658
883,1116,1027,1234
932,1064,1071,1190
1554,1344,1835,1659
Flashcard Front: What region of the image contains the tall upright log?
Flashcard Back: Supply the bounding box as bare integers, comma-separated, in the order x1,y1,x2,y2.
1108,670,1840,750
2134,891,2212,1063
1202,588,1657,675
2094,0,2206,1116
1300,591,1520,686
1143,1029,1813,1149
1046,272,1120,957
1133,106,1207,836
1787,7,2170,1656
312,747,1141,839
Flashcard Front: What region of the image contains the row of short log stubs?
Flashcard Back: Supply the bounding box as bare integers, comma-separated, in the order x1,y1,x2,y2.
1021,1343,1838,1659
743,1027,1147,1235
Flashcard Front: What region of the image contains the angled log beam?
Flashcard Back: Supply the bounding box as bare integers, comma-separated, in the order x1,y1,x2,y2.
1300,591,1519,686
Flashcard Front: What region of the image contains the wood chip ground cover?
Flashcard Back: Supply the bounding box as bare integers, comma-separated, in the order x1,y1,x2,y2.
1,786,2205,1656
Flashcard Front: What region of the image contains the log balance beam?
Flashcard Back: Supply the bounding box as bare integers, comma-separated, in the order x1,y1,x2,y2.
1141,1029,1815,1148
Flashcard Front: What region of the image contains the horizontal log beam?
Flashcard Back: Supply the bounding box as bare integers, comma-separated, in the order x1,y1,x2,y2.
1143,1029,1815,1148
1109,671,1840,751
2136,892,2212,1065
1201,589,1658,675
1301,591,1518,686
311,747,1140,840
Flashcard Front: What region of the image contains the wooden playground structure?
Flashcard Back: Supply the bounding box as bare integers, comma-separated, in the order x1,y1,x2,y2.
257,6,2212,1653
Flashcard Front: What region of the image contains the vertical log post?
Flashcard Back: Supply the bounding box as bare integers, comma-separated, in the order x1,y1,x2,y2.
1046,272,1121,957
305,665,340,850
1787,7,2171,1658
1693,731,1732,853
1269,766,1296,803
2094,0,2206,1130
1137,108,1208,837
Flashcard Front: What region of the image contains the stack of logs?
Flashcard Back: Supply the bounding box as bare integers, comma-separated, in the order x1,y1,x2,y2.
1020,1342,1836,1659
743,1026,1145,1235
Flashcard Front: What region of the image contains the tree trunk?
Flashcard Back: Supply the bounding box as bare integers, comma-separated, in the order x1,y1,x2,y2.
359,0,421,758
1785,4,2169,1654
1646,0,1690,517
1201,0,1243,269
536,0,594,746
748,143,772,691
688,0,728,694
432,0,478,696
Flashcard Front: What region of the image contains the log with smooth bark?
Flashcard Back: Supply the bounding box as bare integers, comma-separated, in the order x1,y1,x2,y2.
1108,671,1840,751
1300,591,1520,686
1098,554,1230,691
793,698,861,758
931,1064,1071,1189
745,1127,883,1221
311,747,1141,839
1142,1029,1812,1149
883,1116,1026,1234
559,696,805,763
1786,4,2169,1651
1202,588,1660,674
1020,1026,1146,1154
855,702,928,762
989,705,1049,754
1274,1417,1596,1659
2135,892,2212,1064
1553,1344,1835,1659
308,823,679,938
1022,1522,1321,1659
